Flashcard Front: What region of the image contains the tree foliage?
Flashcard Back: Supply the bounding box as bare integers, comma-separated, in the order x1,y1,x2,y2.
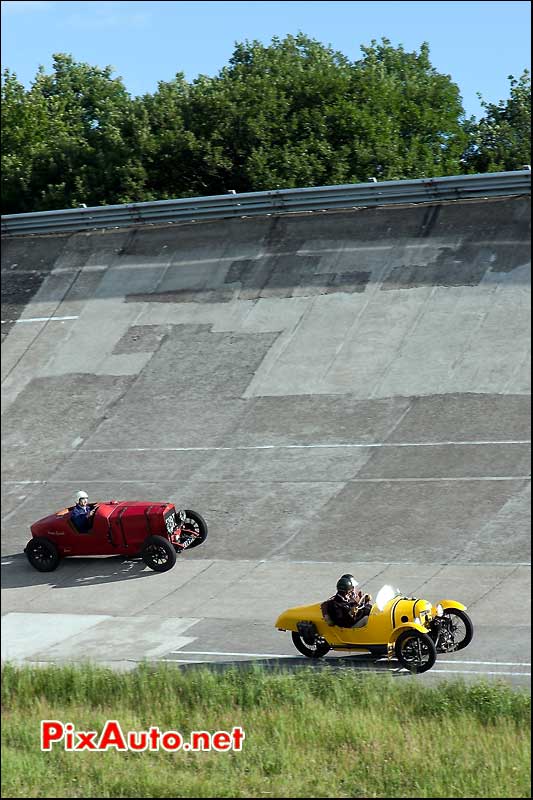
1,36,530,214
462,70,531,173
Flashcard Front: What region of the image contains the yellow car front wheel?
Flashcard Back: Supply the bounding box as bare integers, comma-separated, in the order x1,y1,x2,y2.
395,630,437,673
437,609,474,652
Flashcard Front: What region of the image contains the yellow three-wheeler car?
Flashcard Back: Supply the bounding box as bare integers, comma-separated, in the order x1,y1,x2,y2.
275,585,473,673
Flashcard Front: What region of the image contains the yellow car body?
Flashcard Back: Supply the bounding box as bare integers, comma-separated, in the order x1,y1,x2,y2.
275,585,471,672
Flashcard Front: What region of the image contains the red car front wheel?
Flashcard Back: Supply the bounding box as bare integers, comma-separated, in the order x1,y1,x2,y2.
176,509,208,551
141,535,177,572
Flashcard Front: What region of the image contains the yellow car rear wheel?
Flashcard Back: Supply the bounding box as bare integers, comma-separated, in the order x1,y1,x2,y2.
291,632,330,659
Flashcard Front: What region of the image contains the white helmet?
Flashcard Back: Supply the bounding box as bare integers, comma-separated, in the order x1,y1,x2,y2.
76,490,89,502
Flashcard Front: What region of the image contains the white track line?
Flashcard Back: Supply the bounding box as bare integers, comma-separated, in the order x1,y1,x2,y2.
1,316,79,324
422,660,531,667
4,477,530,486
429,670,530,677
349,477,530,482
83,440,531,453
170,651,301,659
169,651,531,667
1,555,529,568
160,659,531,676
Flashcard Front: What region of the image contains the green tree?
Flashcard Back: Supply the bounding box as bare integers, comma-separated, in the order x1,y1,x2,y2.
31,53,148,209
2,38,528,214
135,75,210,200
186,33,358,192
179,35,469,192
1,70,52,213
462,71,531,173
2,54,148,213
344,39,469,181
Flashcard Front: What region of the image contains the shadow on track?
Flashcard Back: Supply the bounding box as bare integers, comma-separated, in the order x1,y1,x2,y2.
1,552,163,589
161,652,412,676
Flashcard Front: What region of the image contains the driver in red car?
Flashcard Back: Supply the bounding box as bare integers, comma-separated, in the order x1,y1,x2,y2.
70,490,96,533
326,574,373,627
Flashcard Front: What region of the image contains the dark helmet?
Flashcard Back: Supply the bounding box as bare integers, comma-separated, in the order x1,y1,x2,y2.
337,574,358,593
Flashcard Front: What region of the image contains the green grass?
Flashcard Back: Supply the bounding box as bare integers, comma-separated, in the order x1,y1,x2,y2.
2,662,530,798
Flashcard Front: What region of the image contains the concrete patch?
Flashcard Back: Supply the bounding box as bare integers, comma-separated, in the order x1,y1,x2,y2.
1,271,51,338
193,445,374,484
1,374,133,481
1,612,199,663
386,393,531,442
1,234,68,275
85,396,251,451
460,483,532,564
129,324,280,400
1,611,111,662
357,442,531,480
279,478,531,564
381,245,488,288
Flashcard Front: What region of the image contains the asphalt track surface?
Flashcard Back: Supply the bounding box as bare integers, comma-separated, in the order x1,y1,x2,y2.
1,196,530,687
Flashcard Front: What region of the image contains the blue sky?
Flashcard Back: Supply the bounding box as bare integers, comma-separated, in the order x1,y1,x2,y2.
1,0,531,119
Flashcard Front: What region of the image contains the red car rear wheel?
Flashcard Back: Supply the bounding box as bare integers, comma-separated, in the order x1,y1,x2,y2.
25,538,60,572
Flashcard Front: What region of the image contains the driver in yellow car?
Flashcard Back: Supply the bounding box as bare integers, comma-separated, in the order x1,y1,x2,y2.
326,574,373,627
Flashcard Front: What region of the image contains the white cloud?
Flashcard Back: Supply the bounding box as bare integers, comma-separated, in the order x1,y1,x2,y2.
2,1,150,27
1,0,56,12
65,6,150,31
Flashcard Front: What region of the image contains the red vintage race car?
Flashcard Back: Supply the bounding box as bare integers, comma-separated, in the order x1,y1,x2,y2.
24,501,208,573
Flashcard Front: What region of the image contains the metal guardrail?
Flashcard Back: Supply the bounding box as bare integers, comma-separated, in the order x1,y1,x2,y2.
1,170,530,236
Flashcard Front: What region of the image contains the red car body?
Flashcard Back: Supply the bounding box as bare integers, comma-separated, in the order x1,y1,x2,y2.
26,501,207,571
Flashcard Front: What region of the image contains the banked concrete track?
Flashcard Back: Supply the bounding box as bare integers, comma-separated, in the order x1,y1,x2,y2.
1,196,531,685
